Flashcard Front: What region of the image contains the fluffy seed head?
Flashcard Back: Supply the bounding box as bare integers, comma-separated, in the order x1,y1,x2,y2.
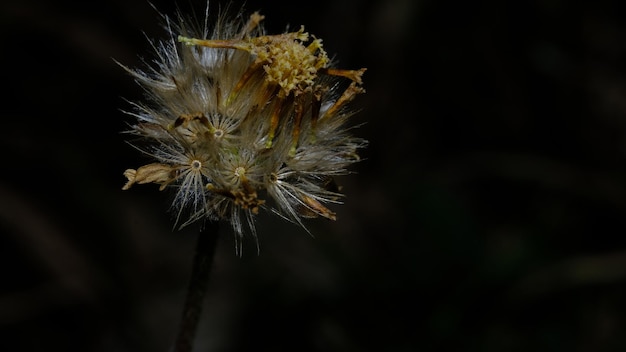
119,6,367,253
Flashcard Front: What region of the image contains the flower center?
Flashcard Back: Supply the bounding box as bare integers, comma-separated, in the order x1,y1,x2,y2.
234,166,246,178
213,129,224,138
191,159,202,171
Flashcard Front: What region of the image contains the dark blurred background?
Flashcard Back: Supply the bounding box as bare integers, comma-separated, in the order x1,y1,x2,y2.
2,0,626,351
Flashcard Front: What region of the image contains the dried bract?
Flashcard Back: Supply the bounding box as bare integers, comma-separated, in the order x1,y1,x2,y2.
120,8,367,252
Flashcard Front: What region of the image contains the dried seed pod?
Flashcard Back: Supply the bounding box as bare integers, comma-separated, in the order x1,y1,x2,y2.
119,6,367,253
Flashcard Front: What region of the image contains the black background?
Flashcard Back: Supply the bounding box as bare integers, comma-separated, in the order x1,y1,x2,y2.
2,0,626,351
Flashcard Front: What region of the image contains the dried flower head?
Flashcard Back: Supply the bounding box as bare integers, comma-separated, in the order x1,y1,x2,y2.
120,6,366,252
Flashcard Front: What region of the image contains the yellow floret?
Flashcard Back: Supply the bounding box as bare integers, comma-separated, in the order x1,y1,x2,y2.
247,27,329,97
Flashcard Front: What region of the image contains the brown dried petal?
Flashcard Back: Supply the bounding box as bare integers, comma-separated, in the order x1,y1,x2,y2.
122,163,177,191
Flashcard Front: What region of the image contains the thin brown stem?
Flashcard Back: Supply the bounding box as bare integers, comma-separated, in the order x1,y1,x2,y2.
173,221,220,352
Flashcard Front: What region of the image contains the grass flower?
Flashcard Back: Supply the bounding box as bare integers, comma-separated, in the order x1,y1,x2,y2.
120,6,367,253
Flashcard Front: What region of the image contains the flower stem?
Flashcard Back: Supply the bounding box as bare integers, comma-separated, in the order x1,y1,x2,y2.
173,221,220,352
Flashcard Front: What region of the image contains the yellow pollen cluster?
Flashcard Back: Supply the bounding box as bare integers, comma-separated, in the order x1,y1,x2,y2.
250,27,329,97
179,20,332,99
